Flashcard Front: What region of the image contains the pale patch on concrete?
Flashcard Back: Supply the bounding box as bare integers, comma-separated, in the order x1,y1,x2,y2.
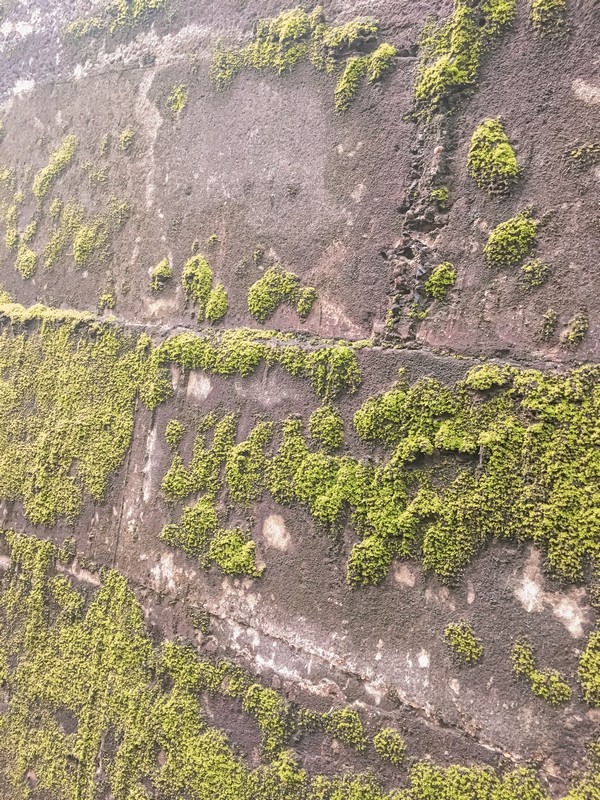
150,552,177,593
59,558,102,587
449,678,460,696
1,21,34,37
187,371,212,403
394,563,416,587
0,554,10,570
262,514,291,551
315,297,366,339
134,69,163,209
572,78,600,105
467,582,476,605
142,425,158,504
12,79,35,96
364,680,386,705
351,183,367,203
513,547,590,638
418,650,430,669
425,585,456,611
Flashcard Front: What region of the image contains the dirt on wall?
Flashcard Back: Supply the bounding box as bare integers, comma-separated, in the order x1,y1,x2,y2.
0,0,598,798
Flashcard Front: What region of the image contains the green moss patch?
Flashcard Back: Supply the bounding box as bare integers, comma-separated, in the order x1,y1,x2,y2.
484,211,538,267
444,621,483,664
149,258,173,291
248,266,316,322
531,0,568,36
467,119,520,194
211,6,396,112
424,262,456,300
182,255,228,322
414,0,516,119
32,135,78,201
512,641,572,704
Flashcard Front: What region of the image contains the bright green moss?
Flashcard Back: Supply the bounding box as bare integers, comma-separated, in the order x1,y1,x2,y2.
211,6,395,111
242,684,291,755
182,255,214,318
98,290,116,311
4,203,18,250
531,0,568,36
22,220,37,244
62,15,104,38
32,135,78,200
208,528,263,577
322,707,367,750
119,127,135,151
0,313,170,526
160,496,219,565
15,243,38,279
248,266,317,322
225,421,273,505
150,258,173,291
467,119,519,194
484,211,537,267
165,419,185,449
562,312,588,348
539,308,558,341
0,529,596,799
578,629,600,707
430,186,449,209
424,262,456,300
444,621,483,664
309,404,344,450
512,641,572,705
44,197,130,270
399,763,548,800
521,259,550,288
415,0,516,119
373,727,406,765
107,0,167,32
206,283,229,322
168,83,188,114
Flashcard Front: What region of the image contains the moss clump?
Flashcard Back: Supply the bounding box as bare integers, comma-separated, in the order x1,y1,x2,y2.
373,728,406,765
570,142,600,168
309,404,344,451
248,266,316,322
484,211,537,267
165,419,185,449
4,204,18,250
521,259,550,288
334,44,397,112
156,330,361,400
322,708,367,750
15,244,38,279
424,262,456,300
415,0,516,119
539,308,558,341
512,642,572,704
444,621,483,664
0,312,169,526
62,15,104,38
467,119,519,194
578,629,600,707
242,684,291,755
206,283,229,322
98,290,116,312
399,764,548,800
168,83,188,114
150,258,173,291
32,135,78,200
430,186,449,209
119,127,135,151
209,528,263,577
181,255,216,319
211,6,396,112
531,0,568,36
562,312,588,348
44,197,130,270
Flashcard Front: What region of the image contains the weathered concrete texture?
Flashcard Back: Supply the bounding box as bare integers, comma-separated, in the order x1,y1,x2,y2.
0,0,597,360
0,0,598,794
0,345,595,793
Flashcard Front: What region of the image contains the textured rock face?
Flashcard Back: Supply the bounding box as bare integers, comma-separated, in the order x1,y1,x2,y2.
0,1,598,799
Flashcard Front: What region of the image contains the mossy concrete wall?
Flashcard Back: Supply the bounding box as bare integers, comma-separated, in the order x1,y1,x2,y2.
0,0,598,798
